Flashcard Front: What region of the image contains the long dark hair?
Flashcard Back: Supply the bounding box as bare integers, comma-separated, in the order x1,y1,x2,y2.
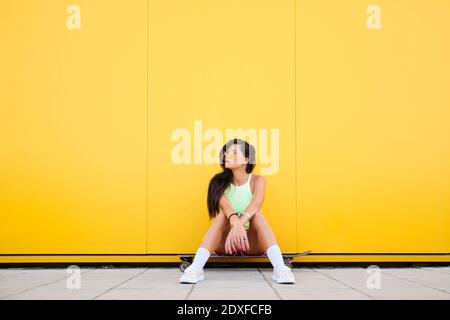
207,138,256,219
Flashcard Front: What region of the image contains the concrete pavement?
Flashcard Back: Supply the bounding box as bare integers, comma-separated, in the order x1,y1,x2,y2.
1,265,449,300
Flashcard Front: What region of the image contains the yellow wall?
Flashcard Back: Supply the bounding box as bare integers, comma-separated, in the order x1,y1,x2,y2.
0,0,449,263
0,1,148,256
296,0,450,256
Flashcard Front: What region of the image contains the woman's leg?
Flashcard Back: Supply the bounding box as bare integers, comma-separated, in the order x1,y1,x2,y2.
213,211,276,256
249,211,290,270
248,211,277,252
215,211,276,256
186,212,230,271
200,212,231,253
212,224,232,255
241,223,266,256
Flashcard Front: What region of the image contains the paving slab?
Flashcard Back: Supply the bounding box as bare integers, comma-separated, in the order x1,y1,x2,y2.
1,266,449,300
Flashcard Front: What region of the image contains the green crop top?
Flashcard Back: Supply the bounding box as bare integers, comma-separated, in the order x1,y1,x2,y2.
223,173,253,230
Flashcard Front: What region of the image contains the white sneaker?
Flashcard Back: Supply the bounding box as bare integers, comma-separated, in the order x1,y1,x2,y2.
179,267,205,284
272,265,295,284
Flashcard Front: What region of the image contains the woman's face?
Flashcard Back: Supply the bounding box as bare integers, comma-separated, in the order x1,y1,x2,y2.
224,144,248,169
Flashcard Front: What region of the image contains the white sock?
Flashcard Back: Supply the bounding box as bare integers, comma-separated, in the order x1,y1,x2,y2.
266,245,289,270
186,247,210,271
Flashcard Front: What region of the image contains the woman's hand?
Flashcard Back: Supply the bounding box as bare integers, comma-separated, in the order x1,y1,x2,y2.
225,222,250,254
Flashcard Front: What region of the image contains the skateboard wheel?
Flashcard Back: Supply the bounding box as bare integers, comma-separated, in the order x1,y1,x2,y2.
283,258,293,268
180,261,191,272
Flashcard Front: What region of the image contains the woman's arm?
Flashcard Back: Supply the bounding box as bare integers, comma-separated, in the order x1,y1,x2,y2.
219,194,241,227
221,193,249,254
239,175,266,224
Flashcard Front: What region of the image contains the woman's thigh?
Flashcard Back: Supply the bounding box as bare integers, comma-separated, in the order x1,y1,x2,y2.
244,224,266,256
214,225,265,256
213,224,231,255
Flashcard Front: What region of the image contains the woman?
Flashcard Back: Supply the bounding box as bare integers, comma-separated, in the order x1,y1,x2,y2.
179,138,295,284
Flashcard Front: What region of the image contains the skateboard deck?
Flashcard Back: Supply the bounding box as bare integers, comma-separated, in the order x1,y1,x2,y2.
178,250,312,271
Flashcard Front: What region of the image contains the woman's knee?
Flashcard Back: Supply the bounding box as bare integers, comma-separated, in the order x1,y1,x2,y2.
250,210,265,227
214,211,226,223
211,212,230,231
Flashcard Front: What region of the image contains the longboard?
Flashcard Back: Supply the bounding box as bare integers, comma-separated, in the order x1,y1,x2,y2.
178,250,312,272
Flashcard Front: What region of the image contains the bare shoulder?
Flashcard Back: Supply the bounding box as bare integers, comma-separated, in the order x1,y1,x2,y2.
254,174,266,183
250,173,266,191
